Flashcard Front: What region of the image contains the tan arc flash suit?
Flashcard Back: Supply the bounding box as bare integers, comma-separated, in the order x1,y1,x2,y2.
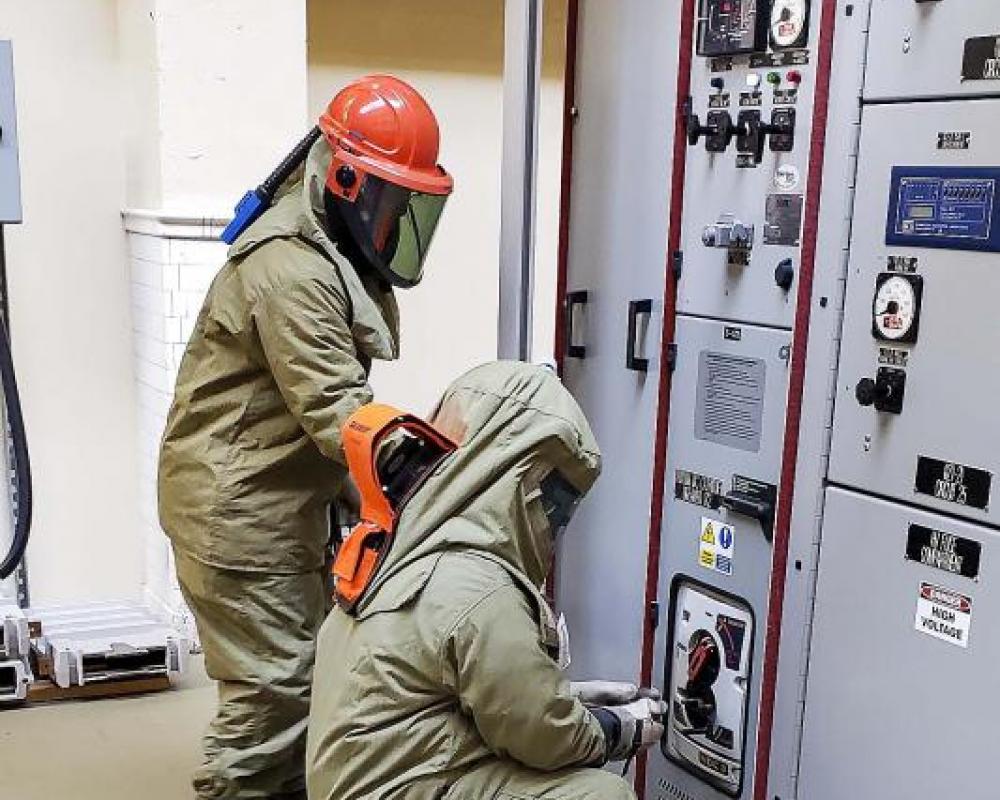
306,362,637,800
157,137,399,799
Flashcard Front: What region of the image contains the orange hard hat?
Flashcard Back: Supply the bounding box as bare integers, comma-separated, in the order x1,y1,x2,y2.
318,75,454,287
320,74,453,197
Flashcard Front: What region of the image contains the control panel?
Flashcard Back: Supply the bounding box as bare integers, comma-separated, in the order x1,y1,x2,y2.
649,1,824,797
677,0,818,330
0,41,22,224
829,99,1000,527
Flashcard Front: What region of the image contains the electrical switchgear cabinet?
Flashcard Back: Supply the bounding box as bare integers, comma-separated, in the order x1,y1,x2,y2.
0,41,22,224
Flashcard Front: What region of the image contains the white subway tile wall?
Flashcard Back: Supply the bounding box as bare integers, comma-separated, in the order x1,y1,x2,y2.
127,228,225,637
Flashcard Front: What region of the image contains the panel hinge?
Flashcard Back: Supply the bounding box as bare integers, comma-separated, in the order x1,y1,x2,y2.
672,250,683,281
648,599,661,630
666,343,678,373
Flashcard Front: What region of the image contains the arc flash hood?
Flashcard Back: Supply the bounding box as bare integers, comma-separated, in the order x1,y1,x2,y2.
345,361,602,618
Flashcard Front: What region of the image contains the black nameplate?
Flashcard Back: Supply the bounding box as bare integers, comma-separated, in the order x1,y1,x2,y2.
962,36,1000,82
915,456,992,510
906,524,981,580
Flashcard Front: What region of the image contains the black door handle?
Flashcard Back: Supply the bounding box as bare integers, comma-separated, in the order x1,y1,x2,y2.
720,491,775,542
626,299,653,372
564,290,589,359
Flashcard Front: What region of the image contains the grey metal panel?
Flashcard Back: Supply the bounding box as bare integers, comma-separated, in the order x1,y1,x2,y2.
829,99,1000,527
498,0,543,361
865,1,1000,102
767,3,873,795
555,0,680,682
0,41,22,224
647,316,791,800
799,486,999,800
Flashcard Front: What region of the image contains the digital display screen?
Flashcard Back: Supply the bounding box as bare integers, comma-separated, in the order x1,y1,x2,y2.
909,205,935,220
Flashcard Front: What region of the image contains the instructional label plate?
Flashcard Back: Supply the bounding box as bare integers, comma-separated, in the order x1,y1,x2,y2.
914,582,972,649
695,351,766,453
764,193,804,246
699,516,735,576
915,457,992,511
906,525,981,580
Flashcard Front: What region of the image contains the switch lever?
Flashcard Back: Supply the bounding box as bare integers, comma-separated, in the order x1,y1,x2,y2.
720,492,775,542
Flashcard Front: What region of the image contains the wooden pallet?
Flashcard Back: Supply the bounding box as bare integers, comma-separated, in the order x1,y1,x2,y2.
23,674,172,704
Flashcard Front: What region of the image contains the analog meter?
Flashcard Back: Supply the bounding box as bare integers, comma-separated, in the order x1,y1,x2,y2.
872,272,923,343
769,0,810,50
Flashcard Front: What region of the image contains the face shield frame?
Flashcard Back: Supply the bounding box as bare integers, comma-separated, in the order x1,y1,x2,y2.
333,404,457,612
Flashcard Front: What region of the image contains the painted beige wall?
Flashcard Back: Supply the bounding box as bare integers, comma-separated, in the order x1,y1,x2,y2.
0,0,143,602
119,0,309,213
308,0,566,414
0,0,566,602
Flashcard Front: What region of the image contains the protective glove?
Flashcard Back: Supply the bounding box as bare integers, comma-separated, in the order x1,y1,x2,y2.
595,695,668,763
570,680,641,706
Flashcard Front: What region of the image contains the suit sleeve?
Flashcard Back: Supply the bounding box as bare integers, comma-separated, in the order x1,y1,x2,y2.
443,584,607,771
252,275,372,465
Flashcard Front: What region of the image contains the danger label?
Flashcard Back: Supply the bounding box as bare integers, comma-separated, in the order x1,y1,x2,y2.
914,582,972,649
699,517,735,577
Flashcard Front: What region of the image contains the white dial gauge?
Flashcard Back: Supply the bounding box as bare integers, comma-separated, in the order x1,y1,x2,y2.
770,0,808,49
873,275,918,341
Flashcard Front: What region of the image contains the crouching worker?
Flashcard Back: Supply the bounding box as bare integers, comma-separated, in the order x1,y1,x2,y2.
306,361,666,800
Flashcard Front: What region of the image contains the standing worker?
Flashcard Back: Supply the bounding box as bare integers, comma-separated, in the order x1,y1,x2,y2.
157,75,453,800
307,362,666,800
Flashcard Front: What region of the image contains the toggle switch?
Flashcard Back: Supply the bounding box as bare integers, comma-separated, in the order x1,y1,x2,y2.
710,76,726,92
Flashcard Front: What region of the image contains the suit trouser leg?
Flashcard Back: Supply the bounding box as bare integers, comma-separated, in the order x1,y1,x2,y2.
174,548,326,800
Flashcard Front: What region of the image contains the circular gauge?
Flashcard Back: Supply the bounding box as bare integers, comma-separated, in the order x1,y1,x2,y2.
770,0,809,49
873,275,918,341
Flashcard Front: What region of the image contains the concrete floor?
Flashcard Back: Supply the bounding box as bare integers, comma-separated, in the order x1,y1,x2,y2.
0,656,214,799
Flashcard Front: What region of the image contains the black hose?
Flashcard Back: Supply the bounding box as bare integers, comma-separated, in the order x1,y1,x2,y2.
0,308,31,580
259,126,322,200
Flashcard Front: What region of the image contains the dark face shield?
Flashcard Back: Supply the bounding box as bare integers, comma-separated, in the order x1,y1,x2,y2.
538,470,583,539
375,428,452,510
333,173,448,288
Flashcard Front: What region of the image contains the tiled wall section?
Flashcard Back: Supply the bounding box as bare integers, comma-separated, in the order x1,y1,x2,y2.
125,212,228,637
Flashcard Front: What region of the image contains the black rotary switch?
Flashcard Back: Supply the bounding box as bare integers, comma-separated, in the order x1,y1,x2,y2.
687,112,714,146
774,259,795,290
855,368,906,414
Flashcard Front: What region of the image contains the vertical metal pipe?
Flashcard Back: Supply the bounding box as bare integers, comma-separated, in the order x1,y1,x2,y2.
498,0,543,361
